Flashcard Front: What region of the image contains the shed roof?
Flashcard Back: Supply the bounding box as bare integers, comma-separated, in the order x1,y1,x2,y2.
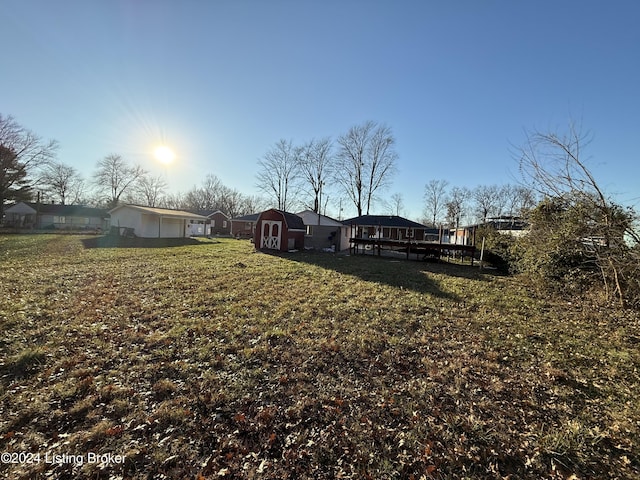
259,209,305,231
280,211,305,230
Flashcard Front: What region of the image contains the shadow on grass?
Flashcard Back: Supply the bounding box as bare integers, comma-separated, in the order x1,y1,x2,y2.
264,250,469,299
81,236,219,249
0,348,46,382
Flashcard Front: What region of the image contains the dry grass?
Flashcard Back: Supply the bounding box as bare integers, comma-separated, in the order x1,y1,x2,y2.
0,234,638,479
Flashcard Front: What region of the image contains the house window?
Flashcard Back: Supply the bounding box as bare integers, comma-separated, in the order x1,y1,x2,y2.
223,220,227,228
212,219,216,227
306,225,313,235
53,216,66,224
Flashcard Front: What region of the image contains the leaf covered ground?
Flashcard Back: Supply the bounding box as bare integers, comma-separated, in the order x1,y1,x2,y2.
0,235,638,479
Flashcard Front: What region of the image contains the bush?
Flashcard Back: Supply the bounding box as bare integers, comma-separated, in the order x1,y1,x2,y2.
510,197,640,305
475,225,520,274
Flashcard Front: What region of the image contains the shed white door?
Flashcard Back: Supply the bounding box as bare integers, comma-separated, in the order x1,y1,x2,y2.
261,220,282,250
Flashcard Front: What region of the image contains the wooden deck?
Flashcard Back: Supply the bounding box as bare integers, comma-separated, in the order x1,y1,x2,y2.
349,237,477,264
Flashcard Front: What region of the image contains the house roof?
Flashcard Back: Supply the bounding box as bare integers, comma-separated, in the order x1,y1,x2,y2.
342,215,428,229
231,213,260,222
194,210,230,219
486,217,528,231
295,210,344,227
10,202,110,218
109,204,207,220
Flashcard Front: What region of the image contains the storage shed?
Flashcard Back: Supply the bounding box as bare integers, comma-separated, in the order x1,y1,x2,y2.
254,209,305,251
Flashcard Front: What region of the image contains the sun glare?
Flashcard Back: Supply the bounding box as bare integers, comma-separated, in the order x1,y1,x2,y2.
154,145,176,165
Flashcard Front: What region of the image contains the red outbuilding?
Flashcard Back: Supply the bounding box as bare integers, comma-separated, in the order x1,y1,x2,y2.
254,209,305,252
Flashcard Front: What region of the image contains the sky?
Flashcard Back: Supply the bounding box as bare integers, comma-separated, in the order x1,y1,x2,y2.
2,0,639,220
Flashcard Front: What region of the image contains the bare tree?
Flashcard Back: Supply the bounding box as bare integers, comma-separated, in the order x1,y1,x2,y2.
385,192,405,216
217,186,244,218
40,161,85,205
93,154,146,208
238,194,267,217
136,174,167,207
366,124,398,214
445,186,471,243
335,121,398,216
181,173,226,212
183,187,210,212
298,137,333,213
159,192,185,210
226,191,267,218
423,179,449,226
0,114,58,216
256,139,300,211
502,184,537,220
472,184,502,223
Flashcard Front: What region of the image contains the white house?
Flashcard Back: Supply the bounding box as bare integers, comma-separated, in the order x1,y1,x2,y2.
109,205,208,238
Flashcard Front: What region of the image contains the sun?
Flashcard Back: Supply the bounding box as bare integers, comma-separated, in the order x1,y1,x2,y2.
154,145,176,165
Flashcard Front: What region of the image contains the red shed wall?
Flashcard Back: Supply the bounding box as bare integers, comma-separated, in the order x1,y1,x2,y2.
289,230,305,250
254,210,305,251
254,210,288,251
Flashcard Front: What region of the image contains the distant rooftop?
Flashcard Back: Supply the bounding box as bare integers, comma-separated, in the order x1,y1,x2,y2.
342,215,428,229
23,202,109,218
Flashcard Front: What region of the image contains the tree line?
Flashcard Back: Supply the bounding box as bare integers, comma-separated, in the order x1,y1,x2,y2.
1,115,401,219
0,114,265,218
255,120,398,217
255,119,539,226
422,181,537,228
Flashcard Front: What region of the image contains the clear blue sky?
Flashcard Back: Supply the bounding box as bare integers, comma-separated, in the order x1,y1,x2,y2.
3,0,639,220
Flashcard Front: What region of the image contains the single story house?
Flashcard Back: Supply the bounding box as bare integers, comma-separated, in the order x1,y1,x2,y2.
443,217,529,245
109,204,208,238
3,201,110,231
191,210,232,236
342,215,439,243
486,216,529,237
206,210,231,236
230,213,259,238
254,209,305,252
296,210,348,251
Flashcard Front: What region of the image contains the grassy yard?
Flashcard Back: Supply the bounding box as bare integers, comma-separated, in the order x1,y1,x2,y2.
0,234,638,479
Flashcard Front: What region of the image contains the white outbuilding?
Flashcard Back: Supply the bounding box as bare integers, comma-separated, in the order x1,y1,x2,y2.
108,205,207,238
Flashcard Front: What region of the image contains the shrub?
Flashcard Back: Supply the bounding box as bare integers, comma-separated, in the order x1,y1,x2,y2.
475,225,520,274
513,196,640,304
